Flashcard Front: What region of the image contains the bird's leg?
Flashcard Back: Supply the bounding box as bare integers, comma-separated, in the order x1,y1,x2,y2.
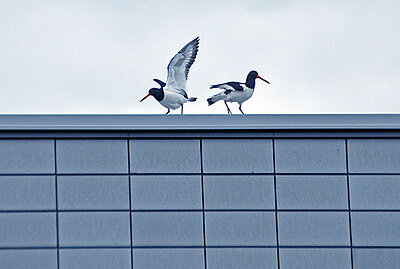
165,109,170,115
181,105,183,114
239,104,244,114
224,101,232,114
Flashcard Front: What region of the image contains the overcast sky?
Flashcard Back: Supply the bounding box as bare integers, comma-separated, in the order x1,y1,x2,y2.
1,0,399,114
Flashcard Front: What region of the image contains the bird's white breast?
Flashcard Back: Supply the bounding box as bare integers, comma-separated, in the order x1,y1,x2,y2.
226,86,254,104
159,90,187,110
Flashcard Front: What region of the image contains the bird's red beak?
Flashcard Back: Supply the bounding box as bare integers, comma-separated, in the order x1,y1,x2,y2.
140,93,151,102
257,75,270,84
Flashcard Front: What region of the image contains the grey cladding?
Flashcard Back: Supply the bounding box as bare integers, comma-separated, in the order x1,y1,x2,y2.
278,212,350,246
56,140,128,173
58,212,130,247
57,176,129,210
204,175,274,210
131,175,202,210
279,248,351,269
59,249,131,269
130,139,201,173
131,212,203,246
275,139,346,173
0,140,54,173
1,115,400,268
0,176,55,210
205,212,276,246
202,139,273,173
207,248,278,269
133,249,204,269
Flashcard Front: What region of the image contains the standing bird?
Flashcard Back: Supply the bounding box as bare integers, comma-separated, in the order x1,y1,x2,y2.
207,70,270,114
140,37,199,114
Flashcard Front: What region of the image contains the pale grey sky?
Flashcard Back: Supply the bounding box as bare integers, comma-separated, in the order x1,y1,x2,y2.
1,0,399,114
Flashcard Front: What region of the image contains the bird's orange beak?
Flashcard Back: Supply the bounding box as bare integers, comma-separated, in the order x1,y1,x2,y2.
257,75,270,84
140,93,151,102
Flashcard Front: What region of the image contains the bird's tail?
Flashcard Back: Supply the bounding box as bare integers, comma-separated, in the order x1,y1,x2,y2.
187,97,197,102
207,92,226,106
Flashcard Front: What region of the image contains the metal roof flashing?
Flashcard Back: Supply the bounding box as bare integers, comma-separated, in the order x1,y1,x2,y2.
0,114,400,131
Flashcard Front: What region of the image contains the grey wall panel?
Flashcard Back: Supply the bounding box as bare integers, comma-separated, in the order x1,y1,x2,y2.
58,212,130,247
205,212,276,246
131,175,202,210
0,213,56,247
275,139,346,173
276,175,348,209
348,139,400,173
352,212,400,246
130,139,200,173
353,249,400,269
0,249,57,269
280,248,351,269
58,176,129,210
204,175,274,210
133,249,204,269
56,140,128,173
278,212,349,246
0,176,55,210
206,248,277,269
132,212,203,246
0,140,54,173
59,249,131,269
202,139,273,173
350,175,400,209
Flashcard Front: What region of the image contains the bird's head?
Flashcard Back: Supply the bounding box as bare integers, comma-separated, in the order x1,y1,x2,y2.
248,70,270,84
140,88,164,102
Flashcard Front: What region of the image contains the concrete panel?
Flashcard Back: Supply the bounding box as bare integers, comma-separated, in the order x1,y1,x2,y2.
59,212,130,247
0,249,57,269
278,212,350,246
0,213,56,247
276,175,348,209
207,248,277,269
280,248,351,269
130,139,200,173
353,249,400,269
350,175,400,209
58,175,129,210
202,139,273,173
132,212,203,246
352,212,400,246
0,140,54,173
204,175,274,210
275,139,346,173
348,139,400,173
56,140,128,173
133,248,204,269
60,249,131,269
131,175,202,210
0,176,55,210
205,212,276,246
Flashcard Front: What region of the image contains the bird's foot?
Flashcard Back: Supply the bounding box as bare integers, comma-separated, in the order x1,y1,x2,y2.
165,109,170,115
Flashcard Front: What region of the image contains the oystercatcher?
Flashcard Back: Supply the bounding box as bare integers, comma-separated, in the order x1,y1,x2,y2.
140,37,199,114
207,70,270,114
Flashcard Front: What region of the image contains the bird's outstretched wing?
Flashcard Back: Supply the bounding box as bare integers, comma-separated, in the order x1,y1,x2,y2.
166,37,199,95
210,81,244,93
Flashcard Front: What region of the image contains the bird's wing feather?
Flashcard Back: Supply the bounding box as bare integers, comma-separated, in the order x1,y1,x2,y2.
210,81,244,92
166,37,199,96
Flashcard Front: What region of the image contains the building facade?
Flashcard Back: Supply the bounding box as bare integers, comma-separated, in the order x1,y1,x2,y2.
0,115,400,268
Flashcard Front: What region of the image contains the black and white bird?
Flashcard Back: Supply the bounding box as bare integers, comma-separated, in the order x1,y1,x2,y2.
207,70,270,114
140,37,199,114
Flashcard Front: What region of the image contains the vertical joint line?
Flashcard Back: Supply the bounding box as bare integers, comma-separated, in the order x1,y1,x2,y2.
345,139,354,269
272,139,280,269
54,139,60,269
200,139,207,269
127,139,134,269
